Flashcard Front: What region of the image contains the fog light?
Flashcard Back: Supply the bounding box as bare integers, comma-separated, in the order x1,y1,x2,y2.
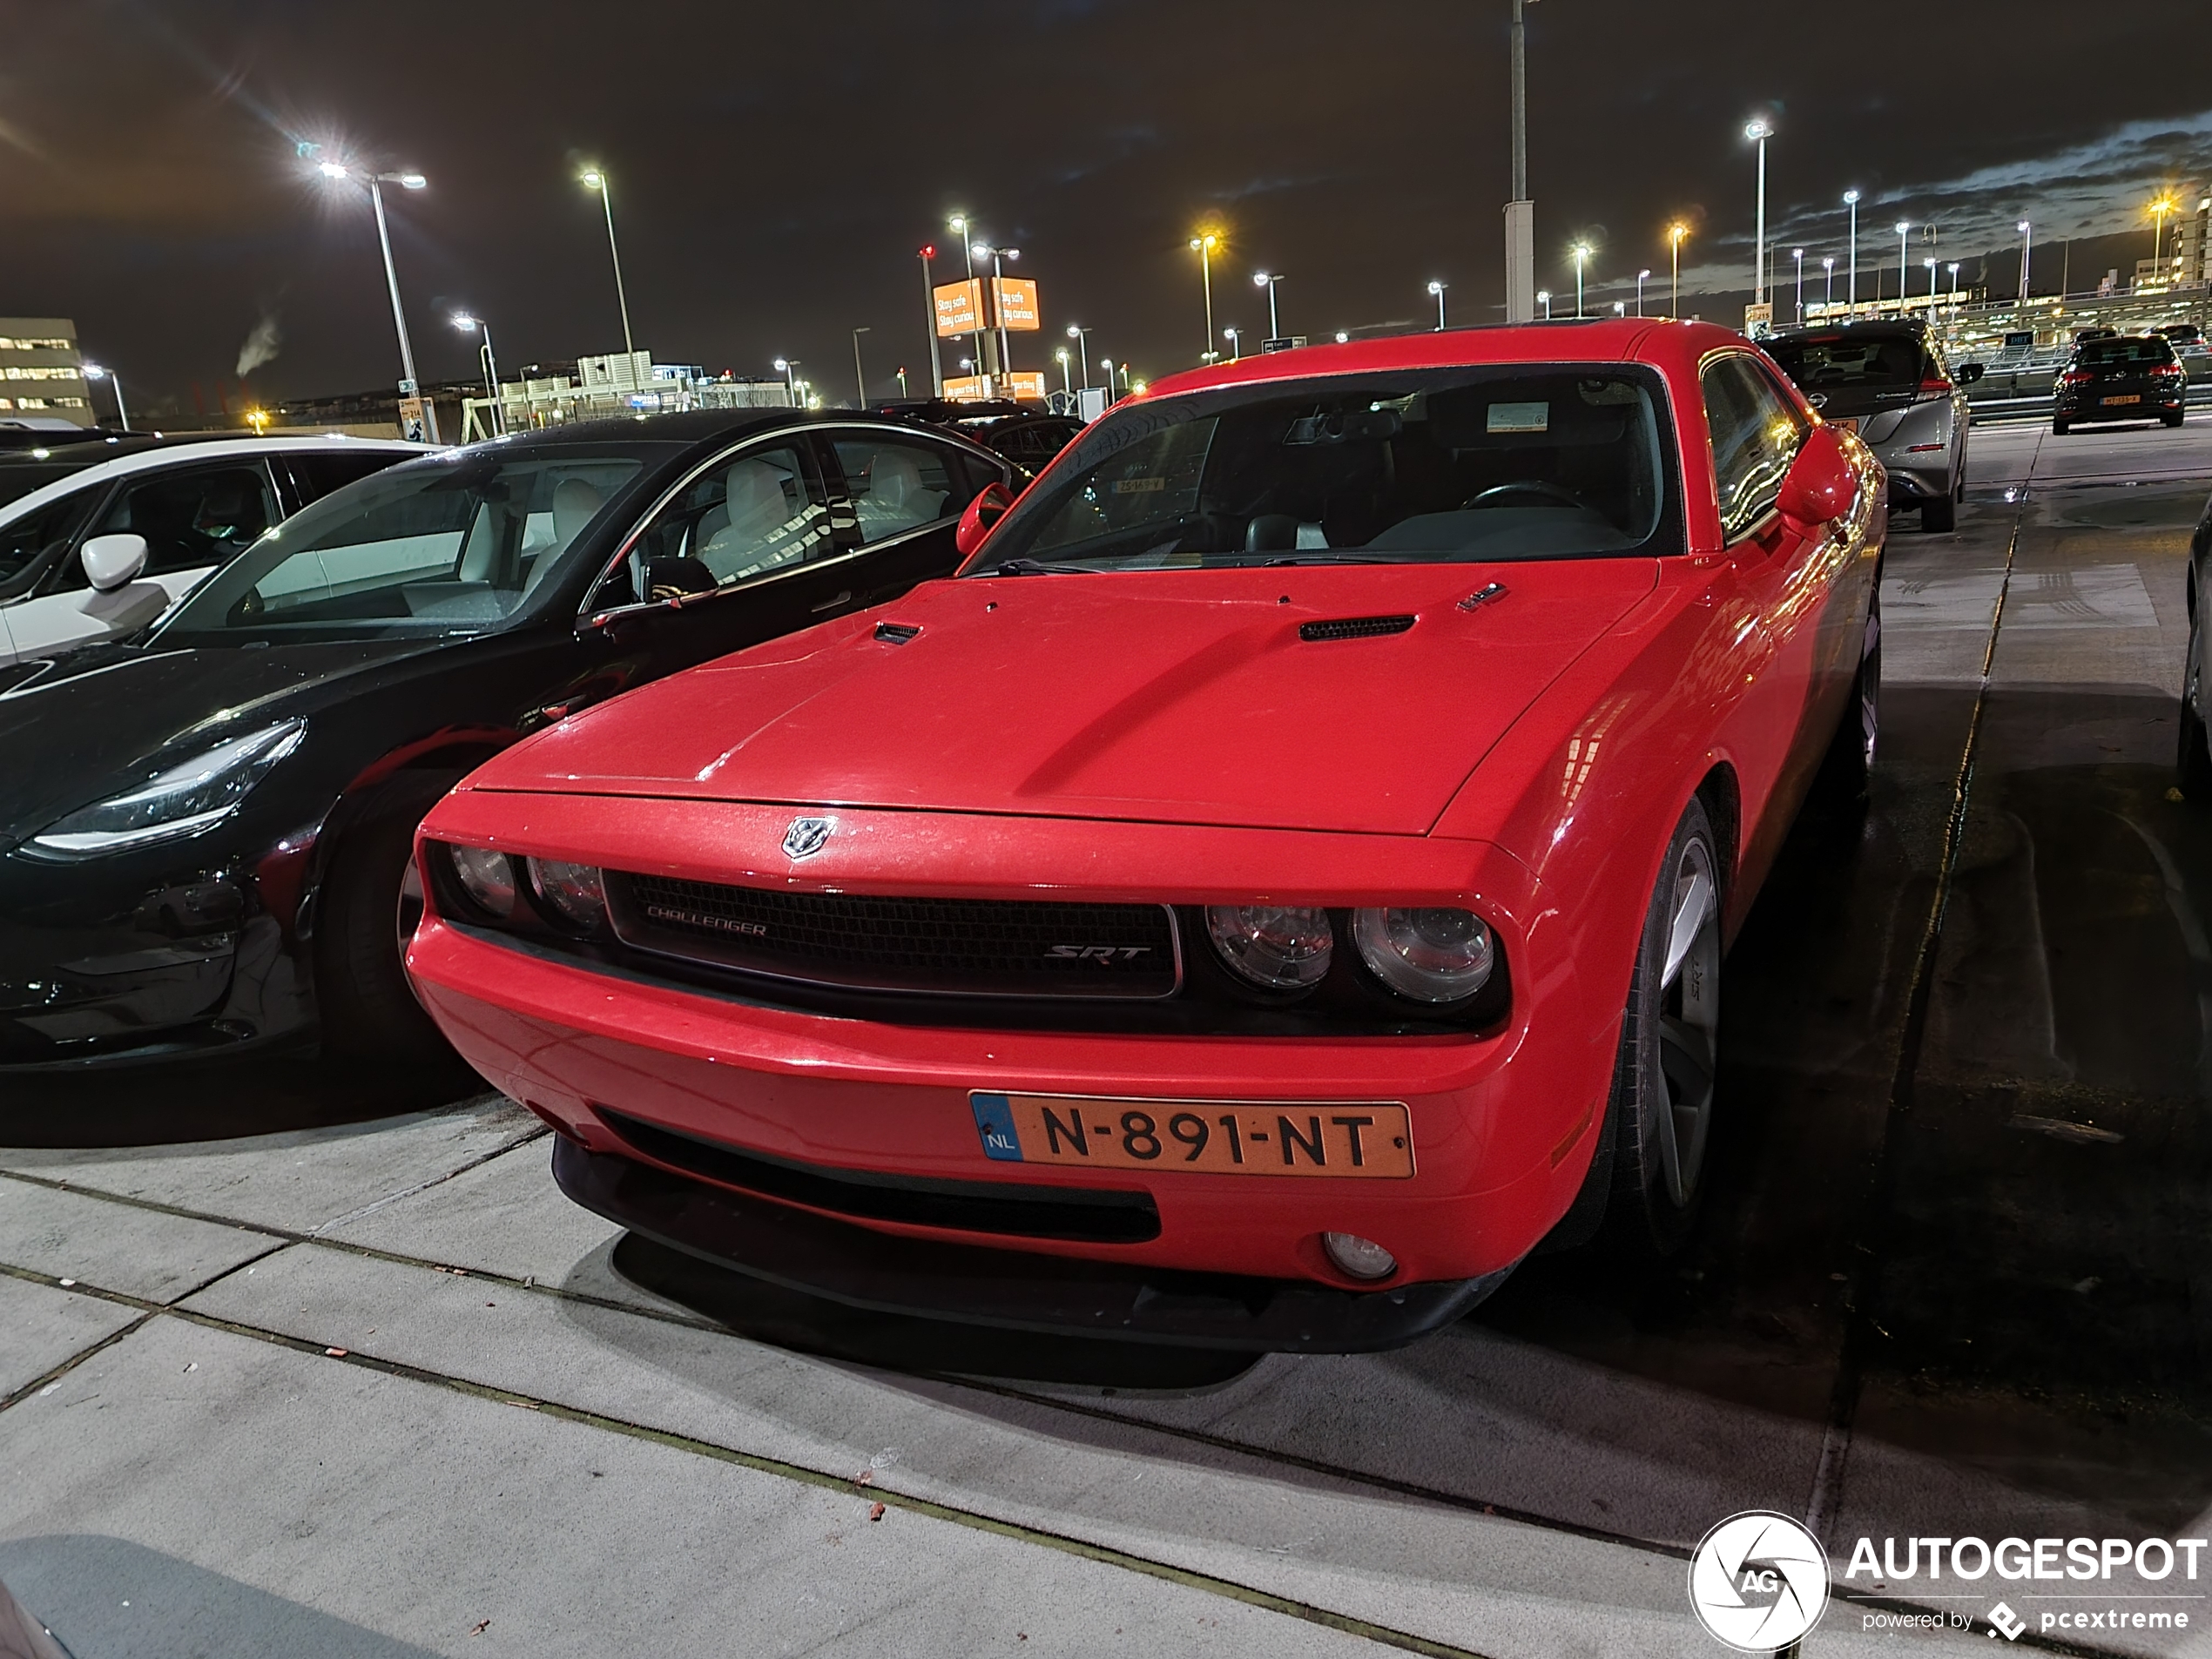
1321,1231,1398,1281
530,860,608,931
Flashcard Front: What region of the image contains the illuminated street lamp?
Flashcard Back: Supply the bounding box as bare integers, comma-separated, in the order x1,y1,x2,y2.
1333,330,1350,344
2154,196,2180,268
1571,243,1591,318
1612,300,1626,317
1668,224,1689,318
1793,247,1805,324
1822,256,1836,312
1844,190,1862,313
450,314,502,435
773,357,798,401
1947,261,1962,309
1427,279,1448,330
80,362,126,432
1189,233,1221,363
577,169,635,360
851,325,872,409
973,243,1021,380
1744,118,1773,305
307,147,434,439
918,244,943,397
2018,219,2033,305
1055,346,1073,395
1099,355,1115,396
1252,271,1284,339
1224,327,1241,362
948,214,986,391
1066,323,1092,389
1635,267,1650,317
1923,256,1939,320
1537,289,1552,320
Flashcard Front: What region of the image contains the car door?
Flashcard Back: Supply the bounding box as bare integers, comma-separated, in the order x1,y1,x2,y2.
1700,352,1852,883
816,426,1007,605
555,434,862,725
45,458,285,644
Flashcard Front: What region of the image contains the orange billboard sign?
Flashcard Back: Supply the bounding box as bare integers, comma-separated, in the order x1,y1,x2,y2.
934,279,984,339
992,276,1041,331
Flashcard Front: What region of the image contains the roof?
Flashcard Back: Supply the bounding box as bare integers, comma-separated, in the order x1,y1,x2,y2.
499,406,933,450
0,433,430,527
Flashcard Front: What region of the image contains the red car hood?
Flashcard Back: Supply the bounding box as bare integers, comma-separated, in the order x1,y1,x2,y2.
481,563,1656,835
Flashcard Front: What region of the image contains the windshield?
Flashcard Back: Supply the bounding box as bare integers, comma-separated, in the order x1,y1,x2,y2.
161,449,657,643
1766,334,1925,395
972,364,1678,573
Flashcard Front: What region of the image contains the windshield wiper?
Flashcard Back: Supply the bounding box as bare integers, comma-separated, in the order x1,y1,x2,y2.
984,558,1101,576
1257,554,1387,567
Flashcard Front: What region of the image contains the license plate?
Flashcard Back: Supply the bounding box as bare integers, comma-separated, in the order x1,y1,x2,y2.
970,1092,1415,1178
1832,417,1858,435
2102,394,2141,406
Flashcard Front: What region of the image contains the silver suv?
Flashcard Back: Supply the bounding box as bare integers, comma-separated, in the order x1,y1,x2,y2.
1766,320,1982,533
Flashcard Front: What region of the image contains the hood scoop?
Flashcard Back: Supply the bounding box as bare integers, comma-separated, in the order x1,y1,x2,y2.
1298,613,1417,643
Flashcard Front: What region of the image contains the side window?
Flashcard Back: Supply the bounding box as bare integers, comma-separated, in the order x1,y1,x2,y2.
0,491,97,597
830,435,972,544
284,451,407,510
84,463,280,581
597,443,833,609
1702,357,1804,540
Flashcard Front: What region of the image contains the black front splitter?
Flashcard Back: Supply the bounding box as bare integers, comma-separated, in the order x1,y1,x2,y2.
553,1137,1511,1355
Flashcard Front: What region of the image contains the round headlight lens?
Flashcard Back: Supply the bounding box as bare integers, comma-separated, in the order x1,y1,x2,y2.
531,860,608,932
1352,907,1494,1003
445,844,516,920
1205,904,1334,991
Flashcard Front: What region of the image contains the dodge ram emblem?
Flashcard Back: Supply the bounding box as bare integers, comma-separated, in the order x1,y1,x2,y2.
782,816,833,860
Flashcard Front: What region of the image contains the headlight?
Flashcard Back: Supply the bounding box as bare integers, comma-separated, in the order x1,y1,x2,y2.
1205,904,1333,991
1352,907,1494,1002
530,859,607,931
29,720,306,859
443,845,517,919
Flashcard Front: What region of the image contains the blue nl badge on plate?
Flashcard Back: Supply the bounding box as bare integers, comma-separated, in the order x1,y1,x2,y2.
969,1092,1025,1161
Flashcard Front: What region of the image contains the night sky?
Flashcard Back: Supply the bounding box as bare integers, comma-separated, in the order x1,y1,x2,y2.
5,0,2211,420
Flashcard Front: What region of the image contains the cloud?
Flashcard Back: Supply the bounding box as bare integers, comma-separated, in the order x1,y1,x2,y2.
235,311,281,377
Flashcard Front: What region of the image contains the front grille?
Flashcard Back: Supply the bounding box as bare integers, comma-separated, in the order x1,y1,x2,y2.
608,874,1180,1000
596,1107,1161,1243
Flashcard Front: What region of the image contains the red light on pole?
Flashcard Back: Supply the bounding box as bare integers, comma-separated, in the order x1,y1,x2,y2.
921,245,936,260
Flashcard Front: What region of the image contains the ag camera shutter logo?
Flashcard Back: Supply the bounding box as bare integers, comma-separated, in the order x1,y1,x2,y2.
1689,1511,1831,1651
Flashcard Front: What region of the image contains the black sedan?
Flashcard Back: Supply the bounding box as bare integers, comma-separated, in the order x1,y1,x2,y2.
0,409,1011,1068
2054,334,2189,434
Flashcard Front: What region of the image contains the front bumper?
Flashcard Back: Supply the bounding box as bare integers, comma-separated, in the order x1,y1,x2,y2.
555,1134,1512,1352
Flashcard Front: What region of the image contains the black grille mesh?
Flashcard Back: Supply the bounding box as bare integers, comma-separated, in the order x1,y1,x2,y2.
613,874,1178,998
1299,614,1417,642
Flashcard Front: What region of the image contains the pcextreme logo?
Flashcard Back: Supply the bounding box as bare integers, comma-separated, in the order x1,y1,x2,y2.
1689,1511,1831,1651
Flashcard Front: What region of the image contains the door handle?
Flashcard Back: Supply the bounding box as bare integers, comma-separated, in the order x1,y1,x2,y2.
811,590,853,612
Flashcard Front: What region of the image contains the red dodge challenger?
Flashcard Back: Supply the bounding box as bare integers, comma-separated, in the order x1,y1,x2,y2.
406,320,1883,1352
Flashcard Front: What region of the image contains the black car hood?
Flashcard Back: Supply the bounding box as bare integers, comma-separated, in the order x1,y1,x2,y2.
0,638,439,839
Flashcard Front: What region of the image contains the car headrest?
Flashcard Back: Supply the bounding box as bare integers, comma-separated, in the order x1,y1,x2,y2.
550,477,604,548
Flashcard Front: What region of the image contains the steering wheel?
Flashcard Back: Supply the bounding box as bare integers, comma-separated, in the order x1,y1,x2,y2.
1467,481,1586,510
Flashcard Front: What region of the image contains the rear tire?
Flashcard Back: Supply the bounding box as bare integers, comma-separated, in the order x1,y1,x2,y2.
2181,602,2212,800
1922,492,1955,533
2053,419,2070,436
2166,410,2188,429
314,771,461,1062
1599,797,1722,1261
1821,586,1880,799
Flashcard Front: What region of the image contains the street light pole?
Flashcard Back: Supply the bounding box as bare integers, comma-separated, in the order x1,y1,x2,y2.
851,326,871,408
1895,221,1912,314
948,215,984,392
1793,248,1804,324
1055,347,1072,395
1066,325,1091,388
1947,261,1961,310
1428,280,1448,329
1224,327,1241,361
2018,219,2033,305
1504,0,1540,323
1571,244,1590,318
1189,234,1219,362
81,364,127,432
1669,225,1688,318
579,170,634,360
1743,119,1773,308
1844,190,1861,314
1635,268,1649,317
1924,257,1939,320
1538,289,1552,320
365,178,422,396
919,245,944,397
451,314,501,435
1822,256,1835,314
1253,272,1283,339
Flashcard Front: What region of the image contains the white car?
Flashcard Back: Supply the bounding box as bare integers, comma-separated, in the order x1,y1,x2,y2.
0,434,429,668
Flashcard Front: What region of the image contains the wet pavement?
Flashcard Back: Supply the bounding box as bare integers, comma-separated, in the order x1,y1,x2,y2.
3,421,2209,1657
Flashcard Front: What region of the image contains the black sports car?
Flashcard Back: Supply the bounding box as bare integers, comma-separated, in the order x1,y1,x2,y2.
0,409,1010,1068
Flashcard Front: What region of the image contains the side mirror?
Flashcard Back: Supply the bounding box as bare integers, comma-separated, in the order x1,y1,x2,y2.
1777,426,1857,538
79,532,148,592
1958,362,1986,385
954,482,1016,560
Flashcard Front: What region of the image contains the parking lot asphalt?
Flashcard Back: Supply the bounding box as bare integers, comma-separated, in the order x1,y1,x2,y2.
3,417,2209,1658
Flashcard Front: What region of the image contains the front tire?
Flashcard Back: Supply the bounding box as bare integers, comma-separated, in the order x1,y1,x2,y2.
314,772,460,1062
1922,492,1955,533
1601,798,1723,1259
2181,599,2212,799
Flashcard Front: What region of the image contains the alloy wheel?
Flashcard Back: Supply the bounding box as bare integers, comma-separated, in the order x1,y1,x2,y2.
1655,835,1720,1208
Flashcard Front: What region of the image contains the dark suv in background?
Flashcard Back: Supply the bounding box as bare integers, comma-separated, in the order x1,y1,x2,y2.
2054,334,2189,434
1766,319,1981,532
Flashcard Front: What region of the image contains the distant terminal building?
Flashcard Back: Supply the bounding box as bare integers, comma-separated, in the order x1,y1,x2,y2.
0,318,92,427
